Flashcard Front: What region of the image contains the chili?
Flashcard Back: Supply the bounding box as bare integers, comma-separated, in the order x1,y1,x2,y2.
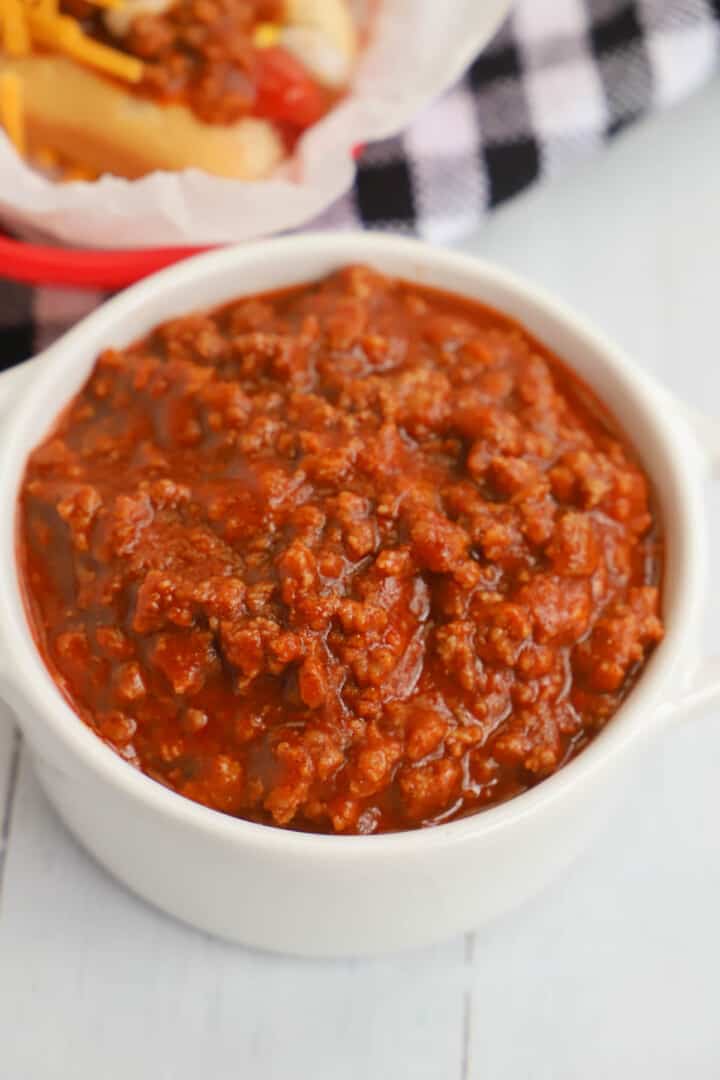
62,0,333,135
18,266,664,834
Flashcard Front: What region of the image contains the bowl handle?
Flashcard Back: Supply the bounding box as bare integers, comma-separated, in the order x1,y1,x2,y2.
662,396,720,725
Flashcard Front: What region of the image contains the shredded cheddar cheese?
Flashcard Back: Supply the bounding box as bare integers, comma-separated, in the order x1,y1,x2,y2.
0,0,142,80
0,0,142,158
253,21,280,47
2,0,30,55
28,10,144,81
0,70,24,152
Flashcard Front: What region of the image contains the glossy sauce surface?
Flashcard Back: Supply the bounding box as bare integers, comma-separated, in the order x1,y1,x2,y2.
18,267,664,834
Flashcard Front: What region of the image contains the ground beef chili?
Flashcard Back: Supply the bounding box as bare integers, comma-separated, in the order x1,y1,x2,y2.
18,267,664,834
61,0,331,135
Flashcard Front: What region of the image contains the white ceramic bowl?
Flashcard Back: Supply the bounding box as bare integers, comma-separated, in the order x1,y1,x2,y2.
1,234,718,958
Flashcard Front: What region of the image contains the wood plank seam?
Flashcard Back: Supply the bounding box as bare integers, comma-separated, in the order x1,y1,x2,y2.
461,932,476,1079
0,727,22,903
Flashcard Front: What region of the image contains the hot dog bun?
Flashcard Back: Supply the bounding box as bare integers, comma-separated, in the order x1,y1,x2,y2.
0,54,286,179
0,0,356,180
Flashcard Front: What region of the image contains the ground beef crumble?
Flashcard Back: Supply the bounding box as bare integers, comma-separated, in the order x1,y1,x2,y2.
19,266,664,834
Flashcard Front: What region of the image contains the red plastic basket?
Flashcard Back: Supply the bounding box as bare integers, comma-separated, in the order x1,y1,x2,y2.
0,232,211,290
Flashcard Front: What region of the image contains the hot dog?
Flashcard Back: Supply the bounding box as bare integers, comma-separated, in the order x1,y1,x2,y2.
0,0,356,179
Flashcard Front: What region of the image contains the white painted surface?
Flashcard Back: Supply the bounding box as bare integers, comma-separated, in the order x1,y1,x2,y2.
0,76,719,1077
0,707,12,804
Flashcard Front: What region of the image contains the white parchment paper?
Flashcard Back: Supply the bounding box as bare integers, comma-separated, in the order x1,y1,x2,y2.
0,0,512,248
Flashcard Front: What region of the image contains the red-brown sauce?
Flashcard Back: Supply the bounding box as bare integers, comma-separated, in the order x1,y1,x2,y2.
18,267,664,834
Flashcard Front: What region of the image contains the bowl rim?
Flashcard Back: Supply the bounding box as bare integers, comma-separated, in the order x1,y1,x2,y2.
0,232,705,856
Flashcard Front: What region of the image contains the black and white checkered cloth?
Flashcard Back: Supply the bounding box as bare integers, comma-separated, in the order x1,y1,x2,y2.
2,0,719,369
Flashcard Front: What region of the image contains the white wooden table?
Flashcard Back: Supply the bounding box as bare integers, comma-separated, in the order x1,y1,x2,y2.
2,79,720,1079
